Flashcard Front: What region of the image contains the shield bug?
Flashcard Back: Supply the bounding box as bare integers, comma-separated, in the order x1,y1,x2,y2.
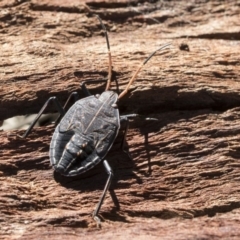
19,15,171,226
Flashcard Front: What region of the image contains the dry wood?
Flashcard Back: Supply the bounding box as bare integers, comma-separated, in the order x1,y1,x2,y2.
0,1,240,239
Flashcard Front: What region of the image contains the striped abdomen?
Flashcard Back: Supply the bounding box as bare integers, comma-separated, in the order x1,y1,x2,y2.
50,126,97,176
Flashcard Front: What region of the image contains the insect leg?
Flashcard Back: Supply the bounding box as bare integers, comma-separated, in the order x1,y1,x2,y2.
61,92,79,110
93,159,113,226
55,92,79,124
120,116,130,154
81,79,109,96
119,114,157,157
120,114,141,153
121,114,138,119
121,114,158,121
19,97,65,138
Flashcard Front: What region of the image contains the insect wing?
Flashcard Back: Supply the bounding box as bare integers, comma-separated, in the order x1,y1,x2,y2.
58,98,89,133
80,95,120,158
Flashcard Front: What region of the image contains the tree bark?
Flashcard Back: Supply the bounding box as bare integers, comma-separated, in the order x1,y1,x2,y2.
0,1,240,239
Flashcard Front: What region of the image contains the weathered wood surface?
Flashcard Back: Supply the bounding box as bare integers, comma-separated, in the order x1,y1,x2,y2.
0,1,240,239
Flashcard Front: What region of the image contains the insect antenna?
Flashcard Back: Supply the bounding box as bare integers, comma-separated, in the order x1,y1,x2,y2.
95,15,112,91
118,43,171,99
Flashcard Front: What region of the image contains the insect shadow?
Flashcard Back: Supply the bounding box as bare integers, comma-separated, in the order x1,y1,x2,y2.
127,87,221,178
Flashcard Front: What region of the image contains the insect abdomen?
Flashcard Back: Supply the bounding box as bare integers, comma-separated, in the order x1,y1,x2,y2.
49,126,73,167
50,126,96,176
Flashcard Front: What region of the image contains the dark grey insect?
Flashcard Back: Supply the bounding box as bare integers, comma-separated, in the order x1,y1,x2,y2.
50,91,119,176
19,15,171,226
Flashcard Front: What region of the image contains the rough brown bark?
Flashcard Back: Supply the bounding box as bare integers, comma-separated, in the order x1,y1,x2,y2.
0,1,240,239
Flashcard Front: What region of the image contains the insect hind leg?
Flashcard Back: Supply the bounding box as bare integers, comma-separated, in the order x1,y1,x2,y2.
92,159,113,227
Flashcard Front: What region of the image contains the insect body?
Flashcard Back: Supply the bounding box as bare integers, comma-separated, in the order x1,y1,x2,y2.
50,91,119,176
19,15,171,226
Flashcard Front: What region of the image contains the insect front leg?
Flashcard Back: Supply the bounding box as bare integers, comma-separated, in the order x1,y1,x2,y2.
120,116,130,154
93,159,113,227
119,114,139,156
18,92,80,138
80,79,110,96
119,114,158,154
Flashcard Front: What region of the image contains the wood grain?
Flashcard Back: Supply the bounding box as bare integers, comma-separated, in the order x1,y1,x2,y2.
0,1,240,239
